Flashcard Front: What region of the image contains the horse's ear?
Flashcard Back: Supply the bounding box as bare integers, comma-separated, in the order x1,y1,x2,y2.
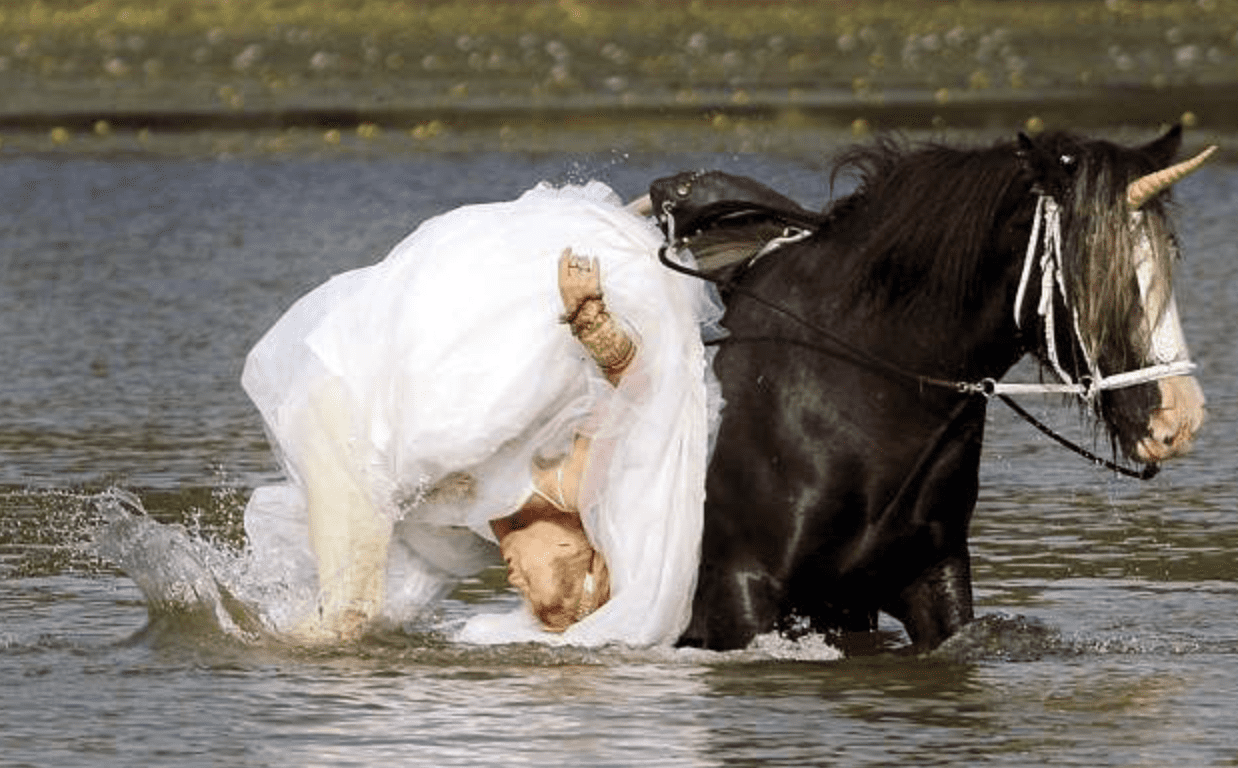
1016,132,1074,198
1140,123,1184,168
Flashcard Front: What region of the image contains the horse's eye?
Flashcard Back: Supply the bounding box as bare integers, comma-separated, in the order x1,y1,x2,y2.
676,183,691,197
1060,154,1075,167
1168,233,1183,260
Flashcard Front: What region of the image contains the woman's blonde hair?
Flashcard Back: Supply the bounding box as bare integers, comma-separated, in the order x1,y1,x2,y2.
531,533,610,632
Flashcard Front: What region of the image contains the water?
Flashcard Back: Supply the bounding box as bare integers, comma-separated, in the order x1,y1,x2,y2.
2,133,1237,767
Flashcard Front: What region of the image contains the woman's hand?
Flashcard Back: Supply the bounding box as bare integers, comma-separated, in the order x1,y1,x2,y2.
558,247,601,314
557,247,635,384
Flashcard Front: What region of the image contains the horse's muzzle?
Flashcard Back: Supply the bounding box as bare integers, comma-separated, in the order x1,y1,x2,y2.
1137,375,1206,463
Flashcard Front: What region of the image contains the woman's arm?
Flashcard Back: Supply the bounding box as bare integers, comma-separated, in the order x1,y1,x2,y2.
489,250,634,538
557,248,636,385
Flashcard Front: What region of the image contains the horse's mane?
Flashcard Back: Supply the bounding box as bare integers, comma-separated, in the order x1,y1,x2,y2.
826,135,1027,317
826,132,1179,370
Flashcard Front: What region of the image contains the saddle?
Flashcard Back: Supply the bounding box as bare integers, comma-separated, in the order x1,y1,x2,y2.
648,170,828,286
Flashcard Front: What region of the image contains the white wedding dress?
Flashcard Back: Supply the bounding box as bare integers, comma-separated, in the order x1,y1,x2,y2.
242,182,723,646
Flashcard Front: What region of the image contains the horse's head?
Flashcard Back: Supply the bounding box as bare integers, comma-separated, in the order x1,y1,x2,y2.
1015,125,1209,465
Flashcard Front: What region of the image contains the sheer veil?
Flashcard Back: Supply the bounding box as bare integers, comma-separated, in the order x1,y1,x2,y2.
243,182,724,646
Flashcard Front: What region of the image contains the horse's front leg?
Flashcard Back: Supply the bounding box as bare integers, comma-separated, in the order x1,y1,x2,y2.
885,547,974,651
679,556,783,650
679,491,786,651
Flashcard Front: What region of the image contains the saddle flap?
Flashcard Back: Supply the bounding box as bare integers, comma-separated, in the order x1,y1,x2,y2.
650,170,824,236
649,170,825,279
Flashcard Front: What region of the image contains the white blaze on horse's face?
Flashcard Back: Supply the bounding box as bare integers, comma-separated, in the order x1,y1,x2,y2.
1130,211,1206,463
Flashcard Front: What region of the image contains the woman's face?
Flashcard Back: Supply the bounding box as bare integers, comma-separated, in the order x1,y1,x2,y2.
499,518,591,630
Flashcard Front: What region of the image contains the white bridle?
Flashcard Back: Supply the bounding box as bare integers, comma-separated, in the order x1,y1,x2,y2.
1001,194,1195,402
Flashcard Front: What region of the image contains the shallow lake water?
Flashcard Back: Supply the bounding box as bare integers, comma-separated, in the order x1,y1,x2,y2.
2,130,1236,767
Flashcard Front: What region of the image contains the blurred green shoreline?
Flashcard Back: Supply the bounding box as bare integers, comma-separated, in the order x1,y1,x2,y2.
2,0,1236,150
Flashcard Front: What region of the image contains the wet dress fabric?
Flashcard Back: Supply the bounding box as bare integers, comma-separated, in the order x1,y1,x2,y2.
242,182,723,646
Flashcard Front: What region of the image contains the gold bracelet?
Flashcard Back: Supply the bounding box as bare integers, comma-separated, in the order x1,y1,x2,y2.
560,294,604,327
577,313,636,375
569,299,607,338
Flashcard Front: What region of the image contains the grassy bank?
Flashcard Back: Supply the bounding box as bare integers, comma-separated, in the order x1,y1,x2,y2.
5,1,1236,43
1,1,1236,140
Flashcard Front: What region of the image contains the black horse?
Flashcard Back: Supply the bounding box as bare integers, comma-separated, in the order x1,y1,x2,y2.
655,126,1210,652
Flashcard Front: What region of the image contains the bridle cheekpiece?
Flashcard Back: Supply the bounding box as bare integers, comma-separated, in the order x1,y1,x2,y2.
1002,193,1196,404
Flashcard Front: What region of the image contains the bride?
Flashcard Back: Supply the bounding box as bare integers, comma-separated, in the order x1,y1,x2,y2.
241,181,722,646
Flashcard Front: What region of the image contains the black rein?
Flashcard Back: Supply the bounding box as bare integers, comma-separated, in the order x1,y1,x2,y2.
657,243,1160,481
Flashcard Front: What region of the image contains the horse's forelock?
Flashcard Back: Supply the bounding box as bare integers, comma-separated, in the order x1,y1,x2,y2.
1058,140,1179,373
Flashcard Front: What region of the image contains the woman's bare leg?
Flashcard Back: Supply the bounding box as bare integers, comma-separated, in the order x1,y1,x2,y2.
297,378,391,641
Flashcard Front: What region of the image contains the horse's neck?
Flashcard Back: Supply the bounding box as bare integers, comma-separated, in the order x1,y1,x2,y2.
817,215,1033,386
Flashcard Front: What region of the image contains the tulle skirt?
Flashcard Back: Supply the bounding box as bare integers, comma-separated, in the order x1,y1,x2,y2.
242,182,723,646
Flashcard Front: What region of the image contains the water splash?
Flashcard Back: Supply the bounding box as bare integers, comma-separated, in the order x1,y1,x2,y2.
744,631,845,662
0,486,116,578
89,489,264,640
932,612,1069,662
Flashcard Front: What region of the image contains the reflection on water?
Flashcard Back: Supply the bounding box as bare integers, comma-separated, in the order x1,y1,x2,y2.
1,138,1236,766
